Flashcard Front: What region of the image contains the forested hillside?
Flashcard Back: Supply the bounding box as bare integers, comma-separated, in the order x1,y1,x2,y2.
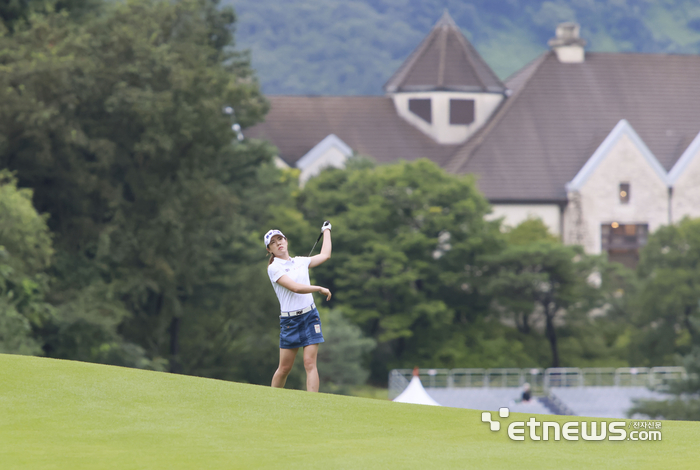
228,0,700,95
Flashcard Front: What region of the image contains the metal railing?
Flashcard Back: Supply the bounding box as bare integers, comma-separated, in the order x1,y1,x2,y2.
388,366,687,397
650,366,687,391
388,369,411,400
614,367,650,386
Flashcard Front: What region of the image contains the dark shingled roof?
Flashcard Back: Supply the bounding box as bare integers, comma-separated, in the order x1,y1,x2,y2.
245,96,460,167
445,51,700,202
383,11,505,93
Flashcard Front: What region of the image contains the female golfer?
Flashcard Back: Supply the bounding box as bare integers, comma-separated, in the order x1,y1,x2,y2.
264,221,332,392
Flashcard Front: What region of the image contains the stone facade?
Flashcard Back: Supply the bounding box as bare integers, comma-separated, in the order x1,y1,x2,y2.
671,137,700,222
564,128,670,254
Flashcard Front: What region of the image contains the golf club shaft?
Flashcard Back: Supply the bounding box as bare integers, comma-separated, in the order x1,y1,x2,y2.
308,232,323,257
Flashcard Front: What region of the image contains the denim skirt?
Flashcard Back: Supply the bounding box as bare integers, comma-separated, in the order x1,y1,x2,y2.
279,307,325,349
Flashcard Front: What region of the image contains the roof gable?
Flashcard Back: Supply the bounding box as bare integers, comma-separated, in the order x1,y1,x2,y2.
567,119,670,191
668,131,700,184
296,134,352,170
445,52,700,201
383,11,505,93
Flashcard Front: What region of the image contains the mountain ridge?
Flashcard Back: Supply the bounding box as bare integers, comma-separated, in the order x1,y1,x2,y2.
227,0,700,95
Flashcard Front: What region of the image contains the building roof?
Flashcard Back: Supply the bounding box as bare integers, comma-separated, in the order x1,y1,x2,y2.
446,51,700,202
383,11,505,94
245,96,460,167
247,19,700,204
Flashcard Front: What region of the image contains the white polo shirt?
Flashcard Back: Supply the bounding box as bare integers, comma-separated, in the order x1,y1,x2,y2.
267,256,314,312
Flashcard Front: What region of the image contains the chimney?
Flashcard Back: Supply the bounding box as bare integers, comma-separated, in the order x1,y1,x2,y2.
548,22,586,63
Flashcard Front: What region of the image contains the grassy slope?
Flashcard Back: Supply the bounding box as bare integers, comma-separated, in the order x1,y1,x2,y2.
0,354,698,469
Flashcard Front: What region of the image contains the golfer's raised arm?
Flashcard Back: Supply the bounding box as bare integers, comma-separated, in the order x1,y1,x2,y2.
309,222,332,268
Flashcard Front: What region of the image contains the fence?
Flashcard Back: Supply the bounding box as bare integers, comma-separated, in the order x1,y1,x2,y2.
387,366,687,399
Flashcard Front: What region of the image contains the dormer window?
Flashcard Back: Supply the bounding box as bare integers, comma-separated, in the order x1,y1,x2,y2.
450,99,475,125
619,183,630,204
384,12,506,144
409,99,432,123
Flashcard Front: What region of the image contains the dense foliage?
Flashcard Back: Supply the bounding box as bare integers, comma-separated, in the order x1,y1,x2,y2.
229,0,700,95
296,159,633,382
1,0,278,377
0,171,53,355
629,346,700,421
297,158,502,382
629,217,700,365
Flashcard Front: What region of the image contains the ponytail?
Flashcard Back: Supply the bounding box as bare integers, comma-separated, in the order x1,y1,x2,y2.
268,252,275,266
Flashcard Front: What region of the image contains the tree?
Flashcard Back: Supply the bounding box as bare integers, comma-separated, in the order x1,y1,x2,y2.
0,0,278,376
317,309,376,394
297,157,503,383
0,0,99,32
628,347,700,421
491,218,561,335
629,217,700,366
505,218,560,246
556,258,637,368
483,230,603,368
0,170,53,355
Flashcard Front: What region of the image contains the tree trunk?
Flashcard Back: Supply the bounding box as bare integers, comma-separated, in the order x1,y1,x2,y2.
684,306,700,345
543,303,559,368
516,312,531,334
169,316,181,374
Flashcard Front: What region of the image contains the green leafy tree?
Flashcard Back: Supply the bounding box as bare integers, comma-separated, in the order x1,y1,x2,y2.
491,218,561,335
628,347,700,421
298,157,503,383
629,217,700,366
505,218,560,246
483,229,604,368
486,218,634,368
556,258,637,368
317,309,376,394
0,0,279,377
0,170,53,355
0,0,99,32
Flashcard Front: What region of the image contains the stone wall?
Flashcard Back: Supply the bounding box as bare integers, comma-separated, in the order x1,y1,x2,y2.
564,134,669,254
671,145,700,222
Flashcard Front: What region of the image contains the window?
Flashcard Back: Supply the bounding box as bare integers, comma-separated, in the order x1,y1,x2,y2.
408,99,432,123
619,183,630,204
601,223,648,268
450,99,475,125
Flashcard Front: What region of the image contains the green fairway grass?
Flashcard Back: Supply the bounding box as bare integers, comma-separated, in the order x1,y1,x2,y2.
1,354,698,469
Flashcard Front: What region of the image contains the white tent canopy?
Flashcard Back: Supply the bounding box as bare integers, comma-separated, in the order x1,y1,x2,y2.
393,376,441,406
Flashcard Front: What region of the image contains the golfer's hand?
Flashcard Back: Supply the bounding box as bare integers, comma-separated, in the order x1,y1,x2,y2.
321,221,332,233
319,287,332,301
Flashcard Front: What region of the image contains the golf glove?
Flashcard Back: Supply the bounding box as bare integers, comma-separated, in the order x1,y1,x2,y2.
321,221,332,233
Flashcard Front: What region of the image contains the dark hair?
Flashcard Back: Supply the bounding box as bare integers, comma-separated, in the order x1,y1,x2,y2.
267,235,286,265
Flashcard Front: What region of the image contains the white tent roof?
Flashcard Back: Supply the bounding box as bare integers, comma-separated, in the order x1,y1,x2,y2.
393,376,441,406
